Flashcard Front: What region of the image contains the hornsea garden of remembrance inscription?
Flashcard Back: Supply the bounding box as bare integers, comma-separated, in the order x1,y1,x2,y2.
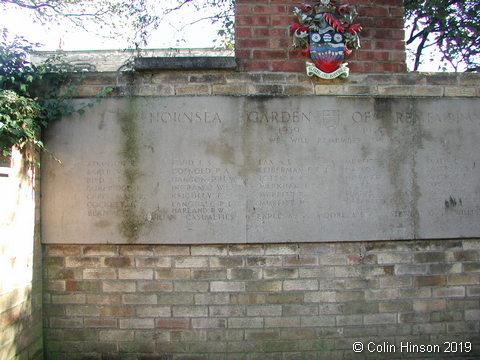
42,97,480,244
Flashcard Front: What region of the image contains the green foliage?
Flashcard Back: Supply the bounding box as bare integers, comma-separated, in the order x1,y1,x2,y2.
405,0,480,71
0,90,41,157
0,31,44,156
0,29,110,158
0,31,47,96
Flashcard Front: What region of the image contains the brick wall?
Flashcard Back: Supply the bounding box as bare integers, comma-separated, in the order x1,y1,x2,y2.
5,3,478,359
41,71,480,359
0,149,43,360
235,0,406,73
43,241,480,359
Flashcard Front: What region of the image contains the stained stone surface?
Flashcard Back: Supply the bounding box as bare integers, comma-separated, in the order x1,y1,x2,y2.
133,56,237,70
41,96,480,244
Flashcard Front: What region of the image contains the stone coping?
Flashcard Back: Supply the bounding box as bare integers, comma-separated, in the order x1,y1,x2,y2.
134,57,237,70
31,48,234,72
68,71,480,98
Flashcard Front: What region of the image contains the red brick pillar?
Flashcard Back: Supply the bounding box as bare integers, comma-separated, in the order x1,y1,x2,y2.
235,0,407,73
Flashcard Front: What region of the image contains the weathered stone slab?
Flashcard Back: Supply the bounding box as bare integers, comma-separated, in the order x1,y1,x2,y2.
41,96,480,244
134,57,237,70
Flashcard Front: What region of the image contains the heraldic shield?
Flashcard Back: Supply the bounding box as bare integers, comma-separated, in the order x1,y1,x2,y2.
291,0,362,79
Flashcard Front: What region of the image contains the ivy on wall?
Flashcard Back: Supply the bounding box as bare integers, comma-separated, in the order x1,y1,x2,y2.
0,30,111,160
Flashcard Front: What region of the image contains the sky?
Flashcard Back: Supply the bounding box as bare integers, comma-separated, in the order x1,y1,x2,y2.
0,1,227,50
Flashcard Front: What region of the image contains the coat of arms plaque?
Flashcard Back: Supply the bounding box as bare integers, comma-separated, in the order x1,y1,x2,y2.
291,0,362,79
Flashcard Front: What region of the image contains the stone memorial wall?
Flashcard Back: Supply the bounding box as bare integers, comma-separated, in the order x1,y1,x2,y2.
40,71,480,360
42,96,480,244
2,0,478,357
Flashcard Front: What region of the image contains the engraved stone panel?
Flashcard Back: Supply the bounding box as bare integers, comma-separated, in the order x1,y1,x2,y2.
41,96,480,243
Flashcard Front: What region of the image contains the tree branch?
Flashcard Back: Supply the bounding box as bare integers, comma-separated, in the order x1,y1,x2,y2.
163,0,194,15
2,0,56,10
414,34,429,71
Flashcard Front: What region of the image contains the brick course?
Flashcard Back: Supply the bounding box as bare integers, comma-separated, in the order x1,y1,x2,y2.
43,240,480,359
235,0,407,73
